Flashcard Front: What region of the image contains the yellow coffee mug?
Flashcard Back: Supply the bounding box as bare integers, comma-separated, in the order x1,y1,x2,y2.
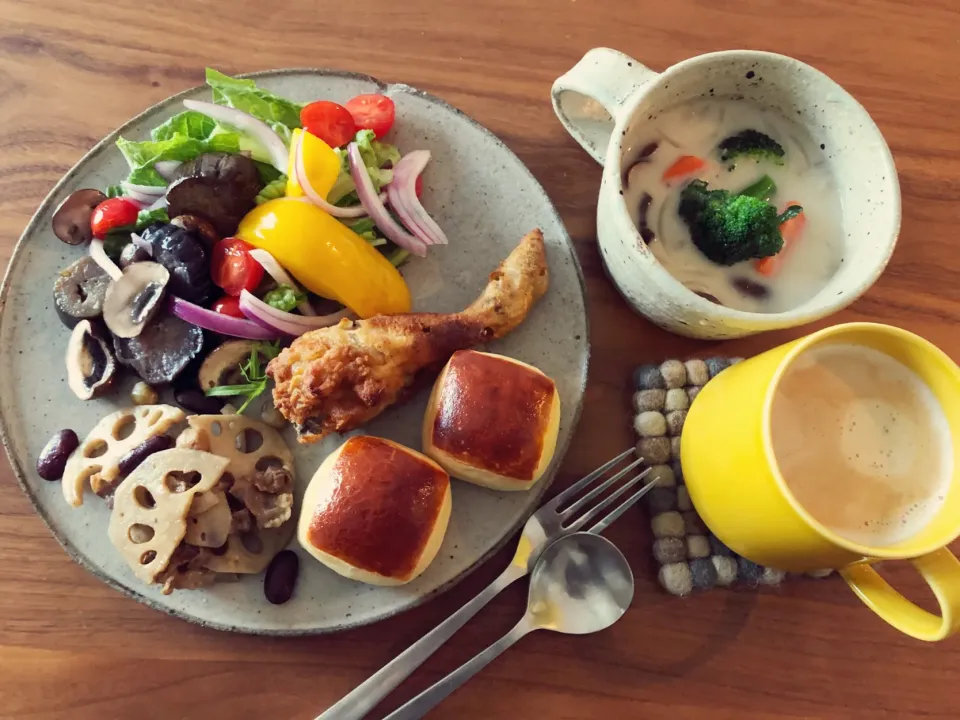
682,322,960,641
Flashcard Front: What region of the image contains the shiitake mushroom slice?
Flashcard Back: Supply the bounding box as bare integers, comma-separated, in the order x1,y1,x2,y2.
53,256,112,328
66,320,117,400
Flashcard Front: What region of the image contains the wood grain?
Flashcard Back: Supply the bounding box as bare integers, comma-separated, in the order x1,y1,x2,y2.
1,0,959,717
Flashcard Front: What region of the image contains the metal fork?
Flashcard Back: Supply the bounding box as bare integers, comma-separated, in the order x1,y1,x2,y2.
318,448,655,720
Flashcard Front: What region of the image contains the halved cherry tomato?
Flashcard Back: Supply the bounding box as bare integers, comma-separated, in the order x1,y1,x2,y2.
90,198,140,239
345,94,396,139
300,101,357,148
415,175,424,198
211,295,245,318
211,237,264,296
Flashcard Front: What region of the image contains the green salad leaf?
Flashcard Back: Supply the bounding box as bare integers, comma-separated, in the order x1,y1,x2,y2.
136,206,169,228
206,68,303,144
263,284,306,312
105,184,124,198
255,175,288,205
328,129,400,202
116,109,281,186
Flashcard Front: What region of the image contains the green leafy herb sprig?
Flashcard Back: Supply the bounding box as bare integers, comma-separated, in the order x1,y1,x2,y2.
205,341,282,413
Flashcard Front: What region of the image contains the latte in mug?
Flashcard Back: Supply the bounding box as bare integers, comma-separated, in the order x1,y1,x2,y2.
770,343,953,547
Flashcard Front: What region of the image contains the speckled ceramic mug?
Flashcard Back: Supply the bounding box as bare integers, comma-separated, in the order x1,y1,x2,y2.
551,48,900,339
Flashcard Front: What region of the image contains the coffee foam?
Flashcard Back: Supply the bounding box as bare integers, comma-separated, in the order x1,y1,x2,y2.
770,343,952,547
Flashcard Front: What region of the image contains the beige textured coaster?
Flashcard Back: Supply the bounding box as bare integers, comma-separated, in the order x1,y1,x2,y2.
632,357,833,596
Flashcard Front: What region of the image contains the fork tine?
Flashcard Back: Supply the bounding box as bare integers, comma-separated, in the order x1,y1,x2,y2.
587,474,659,534
542,448,635,511
559,456,645,518
566,468,654,533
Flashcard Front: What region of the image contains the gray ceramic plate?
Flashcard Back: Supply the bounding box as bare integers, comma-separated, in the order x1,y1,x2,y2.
0,69,588,634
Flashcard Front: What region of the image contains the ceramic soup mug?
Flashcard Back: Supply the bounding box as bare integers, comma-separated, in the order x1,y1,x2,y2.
682,323,960,641
551,48,900,339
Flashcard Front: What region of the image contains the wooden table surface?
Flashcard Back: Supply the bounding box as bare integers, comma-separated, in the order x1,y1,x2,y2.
1,0,959,717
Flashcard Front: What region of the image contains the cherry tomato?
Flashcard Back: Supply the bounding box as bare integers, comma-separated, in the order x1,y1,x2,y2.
300,101,357,147
415,175,424,198
90,198,140,239
344,94,396,139
211,237,264,296
211,295,245,318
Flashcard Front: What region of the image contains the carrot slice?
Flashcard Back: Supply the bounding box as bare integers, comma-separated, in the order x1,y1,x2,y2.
755,201,806,277
662,155,706,183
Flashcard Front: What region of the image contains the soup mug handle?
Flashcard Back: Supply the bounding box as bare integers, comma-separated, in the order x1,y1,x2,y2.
551,47,658,165
840,547,960,641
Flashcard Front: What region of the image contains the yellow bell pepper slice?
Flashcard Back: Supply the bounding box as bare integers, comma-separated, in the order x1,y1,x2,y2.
285,128,341,199
236,198,411,318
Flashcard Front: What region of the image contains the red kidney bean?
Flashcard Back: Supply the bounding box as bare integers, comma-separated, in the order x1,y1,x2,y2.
264,550,299,605
117,434,174,477
37,429,79,480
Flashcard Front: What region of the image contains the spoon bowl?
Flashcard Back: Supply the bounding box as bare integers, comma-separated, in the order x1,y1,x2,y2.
385,532,634,719
528,532,634,635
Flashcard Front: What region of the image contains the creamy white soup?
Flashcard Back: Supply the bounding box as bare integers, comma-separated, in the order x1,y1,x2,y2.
623,98,844,313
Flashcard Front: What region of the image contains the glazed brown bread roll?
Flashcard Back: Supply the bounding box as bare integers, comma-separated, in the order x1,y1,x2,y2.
298,436,451,586
423,350,561,491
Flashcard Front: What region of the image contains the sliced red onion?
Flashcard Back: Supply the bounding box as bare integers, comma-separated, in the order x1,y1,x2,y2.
183,99,287,173
387,151,448,246
154,160,181,181
292,132,381,218
239,290,348,337
347,143,427,257
130,232,154,256
122,183,165,205
89,239,123,281
169,296,277,340
146,195,168,212
247,248,315,316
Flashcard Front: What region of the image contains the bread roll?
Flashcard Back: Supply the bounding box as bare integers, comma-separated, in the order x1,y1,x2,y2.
298,436,451,586
423,350,561,491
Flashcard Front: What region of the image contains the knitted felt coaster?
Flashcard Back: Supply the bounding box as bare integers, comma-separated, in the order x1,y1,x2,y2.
631,357,834,596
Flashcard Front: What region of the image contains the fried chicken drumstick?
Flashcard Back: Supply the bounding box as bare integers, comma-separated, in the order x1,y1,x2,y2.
267,230,549,443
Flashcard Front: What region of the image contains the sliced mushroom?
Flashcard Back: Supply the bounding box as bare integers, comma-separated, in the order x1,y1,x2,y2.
102,262,170,339
113,314,205,385
198,340,256,391
53,256,111,328
66,320,117,400
52,189,107,246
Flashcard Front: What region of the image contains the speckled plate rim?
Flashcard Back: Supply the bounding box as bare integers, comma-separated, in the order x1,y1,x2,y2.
0,68,589,635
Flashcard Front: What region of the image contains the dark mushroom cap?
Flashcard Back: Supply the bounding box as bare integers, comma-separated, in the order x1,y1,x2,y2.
113,314,205,385
166,153,262,237
52,189,107,246
140,223,214,305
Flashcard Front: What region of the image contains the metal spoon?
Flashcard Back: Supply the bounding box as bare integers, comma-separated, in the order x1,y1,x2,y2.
383,532,635,719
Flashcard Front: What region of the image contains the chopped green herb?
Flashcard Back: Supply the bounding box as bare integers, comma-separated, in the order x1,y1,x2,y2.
205,341,282,414
263,284,306,312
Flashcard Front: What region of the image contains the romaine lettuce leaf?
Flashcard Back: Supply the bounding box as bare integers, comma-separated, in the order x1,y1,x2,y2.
116,110,278,186
205,68,303,142
327,130,400,202
255,175,287,205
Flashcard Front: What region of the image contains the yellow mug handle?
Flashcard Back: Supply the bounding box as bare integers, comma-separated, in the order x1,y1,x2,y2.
840,548,960,641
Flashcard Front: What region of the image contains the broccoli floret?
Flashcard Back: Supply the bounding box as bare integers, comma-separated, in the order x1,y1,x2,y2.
678,179,788,266
717,130,785,165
